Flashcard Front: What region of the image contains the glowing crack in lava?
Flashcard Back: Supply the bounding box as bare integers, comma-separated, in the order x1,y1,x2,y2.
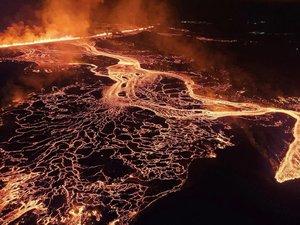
0,28,299,225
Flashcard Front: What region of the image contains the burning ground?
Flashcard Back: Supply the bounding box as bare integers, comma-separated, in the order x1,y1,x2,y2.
0,26,299,225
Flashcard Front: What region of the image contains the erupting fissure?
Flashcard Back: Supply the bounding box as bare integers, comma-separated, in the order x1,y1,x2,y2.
0,27,154,49
0,27,299,224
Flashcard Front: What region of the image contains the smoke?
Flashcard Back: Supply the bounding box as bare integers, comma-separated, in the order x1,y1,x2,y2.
95,0,172,27
87,0,173,33
0,0,173,105
0,0,102,45
0,0,172,45
41,0,103,36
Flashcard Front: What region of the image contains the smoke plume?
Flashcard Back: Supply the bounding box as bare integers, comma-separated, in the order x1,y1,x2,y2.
0,0,172,45
0,0,102,45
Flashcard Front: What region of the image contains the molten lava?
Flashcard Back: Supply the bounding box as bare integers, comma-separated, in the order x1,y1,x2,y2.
0,27,299,224
82,42,300,184
0,27,154,49
0,36,80,48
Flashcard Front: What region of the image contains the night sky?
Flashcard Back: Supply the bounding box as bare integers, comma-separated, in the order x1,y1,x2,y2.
1,0,300,29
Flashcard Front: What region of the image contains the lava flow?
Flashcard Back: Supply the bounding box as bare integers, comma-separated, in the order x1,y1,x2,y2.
0,36,80,49
0,28,299,225
0,27,154,49
81,42,300,184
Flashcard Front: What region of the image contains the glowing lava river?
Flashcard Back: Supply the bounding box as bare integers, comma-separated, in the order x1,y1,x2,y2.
0,28,299,225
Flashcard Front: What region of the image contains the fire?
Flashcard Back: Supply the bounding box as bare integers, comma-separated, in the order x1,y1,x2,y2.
0,0,101,46
0,171,46,224
0,14,299,224
0,37,299,224
0,26,154,49
0,0,168,49
275,117,300,183
83,42,300,184
109,219,120,225
0,36,80,48
68,206,85,225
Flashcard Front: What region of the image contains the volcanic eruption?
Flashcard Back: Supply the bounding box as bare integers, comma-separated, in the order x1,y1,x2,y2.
0,0,299,225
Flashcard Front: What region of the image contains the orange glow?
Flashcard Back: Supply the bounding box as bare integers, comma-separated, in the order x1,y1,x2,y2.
0,171,46,224
0,26,154,49
0,26,299,224
68,206,85,225
82,43,300,184
0,36,80,48
0,0,101,46
275,118,300,183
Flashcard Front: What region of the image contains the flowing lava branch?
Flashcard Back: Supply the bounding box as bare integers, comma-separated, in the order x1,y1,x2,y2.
0,27,299,225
